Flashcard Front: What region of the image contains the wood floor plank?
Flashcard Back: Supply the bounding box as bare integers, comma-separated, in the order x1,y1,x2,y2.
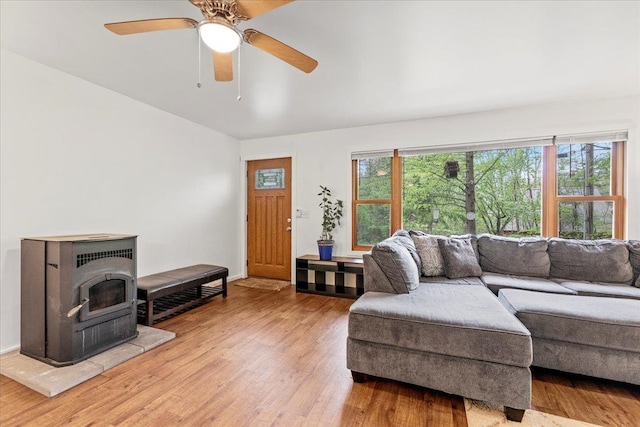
1,281,637,426
425,390,456,427
451,397,468,427
531,367,640,427
360,380,401,426
392,385,429,426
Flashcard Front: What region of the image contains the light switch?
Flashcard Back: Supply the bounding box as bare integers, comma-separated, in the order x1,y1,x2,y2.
296,208,310,219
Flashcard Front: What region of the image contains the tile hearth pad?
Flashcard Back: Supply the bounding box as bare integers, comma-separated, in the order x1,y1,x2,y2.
0,325,174,397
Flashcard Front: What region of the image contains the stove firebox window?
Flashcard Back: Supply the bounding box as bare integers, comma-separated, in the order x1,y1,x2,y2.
89,279,126,312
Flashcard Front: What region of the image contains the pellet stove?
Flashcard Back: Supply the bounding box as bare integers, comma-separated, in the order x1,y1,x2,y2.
21,234,138,366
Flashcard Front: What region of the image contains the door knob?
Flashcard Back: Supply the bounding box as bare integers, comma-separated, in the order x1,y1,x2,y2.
286,227,292,231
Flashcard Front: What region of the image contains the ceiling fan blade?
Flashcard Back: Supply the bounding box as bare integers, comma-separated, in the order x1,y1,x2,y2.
244,29,317,73
213,51,234,82
236,0,294,19
105,18,198,35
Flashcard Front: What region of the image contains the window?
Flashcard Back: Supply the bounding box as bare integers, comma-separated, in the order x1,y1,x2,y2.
542,133,626,239
351,150,401,250
352,132,626,249
403,147,542,237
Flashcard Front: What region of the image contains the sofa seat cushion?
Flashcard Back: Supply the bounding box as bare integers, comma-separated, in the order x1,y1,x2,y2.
349,284,532,367
498,289,640,353
481,272,577,296
420,276,484,286
557,281,640,300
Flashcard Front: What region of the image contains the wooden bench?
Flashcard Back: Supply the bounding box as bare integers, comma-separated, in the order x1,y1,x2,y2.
137,264,228,326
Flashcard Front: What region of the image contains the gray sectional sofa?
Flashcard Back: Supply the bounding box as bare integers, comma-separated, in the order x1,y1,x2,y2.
346,231,640,422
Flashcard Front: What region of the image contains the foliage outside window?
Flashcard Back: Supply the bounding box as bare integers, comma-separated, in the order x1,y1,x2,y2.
403,147,542,237
352,134,626,250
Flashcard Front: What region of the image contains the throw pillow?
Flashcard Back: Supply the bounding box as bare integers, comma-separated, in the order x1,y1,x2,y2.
437,238,483,279
389,230,422,273
411,234,446,276
451,234,480,261
371,240,420,293
628,240,640,287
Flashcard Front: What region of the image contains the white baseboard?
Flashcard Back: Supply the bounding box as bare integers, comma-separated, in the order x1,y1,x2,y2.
0,344,20,356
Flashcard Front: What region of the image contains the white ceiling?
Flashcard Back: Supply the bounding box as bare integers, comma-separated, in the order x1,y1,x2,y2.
1,1,639,140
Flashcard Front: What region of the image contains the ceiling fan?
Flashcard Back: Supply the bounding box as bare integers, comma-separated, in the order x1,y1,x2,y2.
105,0,318,82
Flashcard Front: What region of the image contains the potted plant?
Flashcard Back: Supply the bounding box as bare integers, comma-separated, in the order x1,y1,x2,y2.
317,185,344,260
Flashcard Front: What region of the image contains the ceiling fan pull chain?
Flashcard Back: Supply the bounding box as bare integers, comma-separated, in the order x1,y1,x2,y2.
197,32,202,88
237,46,242,101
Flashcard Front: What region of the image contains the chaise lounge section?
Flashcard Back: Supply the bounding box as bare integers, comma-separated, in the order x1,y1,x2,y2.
347,282,532,421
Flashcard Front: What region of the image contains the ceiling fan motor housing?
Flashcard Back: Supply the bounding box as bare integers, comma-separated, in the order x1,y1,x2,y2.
196,0,248,24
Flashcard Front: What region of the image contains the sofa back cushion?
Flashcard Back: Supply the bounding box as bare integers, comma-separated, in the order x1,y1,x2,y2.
628,240,640,288
548,238,633,284
437,238,482,279
371,240,420,293
478,234,550,278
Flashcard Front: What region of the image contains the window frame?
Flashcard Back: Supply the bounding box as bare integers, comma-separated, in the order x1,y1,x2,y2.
351,149,402,251
542,140,625,239
352,138,626,250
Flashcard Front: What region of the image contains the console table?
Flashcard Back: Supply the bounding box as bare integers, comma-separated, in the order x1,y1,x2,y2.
295,255,364,299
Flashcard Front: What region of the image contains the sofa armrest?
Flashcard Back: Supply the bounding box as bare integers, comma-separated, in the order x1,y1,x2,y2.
363,253,398,293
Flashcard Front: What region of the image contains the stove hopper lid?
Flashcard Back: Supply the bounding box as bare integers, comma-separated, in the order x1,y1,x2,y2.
21,234,137,242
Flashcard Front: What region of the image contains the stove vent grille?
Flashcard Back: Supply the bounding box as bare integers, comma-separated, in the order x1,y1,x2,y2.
77,249,133,268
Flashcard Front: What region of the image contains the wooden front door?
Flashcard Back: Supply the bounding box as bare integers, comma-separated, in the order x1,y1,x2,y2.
247,157,292,280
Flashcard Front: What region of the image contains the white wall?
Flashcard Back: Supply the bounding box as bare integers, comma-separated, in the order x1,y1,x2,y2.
241,95,640,270
0,49,243,353
2,47,638,354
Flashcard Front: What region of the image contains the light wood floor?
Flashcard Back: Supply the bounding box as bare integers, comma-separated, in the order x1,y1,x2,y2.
1,281,639,426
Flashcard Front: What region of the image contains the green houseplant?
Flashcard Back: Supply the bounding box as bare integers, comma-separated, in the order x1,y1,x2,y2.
317,185,344,260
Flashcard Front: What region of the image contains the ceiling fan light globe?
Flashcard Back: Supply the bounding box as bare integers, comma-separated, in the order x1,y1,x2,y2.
199,21,241,53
